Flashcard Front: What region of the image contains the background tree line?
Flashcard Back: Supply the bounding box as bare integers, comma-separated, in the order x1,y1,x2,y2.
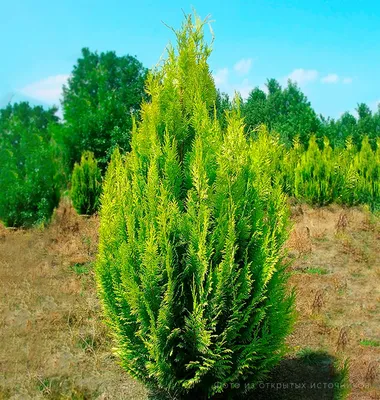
241,79,380,149
0,47,379,227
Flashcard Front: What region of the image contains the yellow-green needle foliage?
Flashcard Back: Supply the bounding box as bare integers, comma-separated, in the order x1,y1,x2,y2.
344,136,380,208
293,135,379,209
96,13,294,399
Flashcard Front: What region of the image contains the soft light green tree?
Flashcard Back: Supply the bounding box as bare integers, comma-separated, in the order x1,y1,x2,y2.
96,13,294,399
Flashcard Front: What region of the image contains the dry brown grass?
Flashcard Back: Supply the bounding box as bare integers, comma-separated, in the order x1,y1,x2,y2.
0,199,146,399
0,200,379,399
286,204,380,400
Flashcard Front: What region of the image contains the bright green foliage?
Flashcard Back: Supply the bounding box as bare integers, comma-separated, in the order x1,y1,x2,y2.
215,89,231,131
340,136,380,208
62,48,148,169
70,151,101,215
250,132,379,209
294,136,340,205
97,14,294,399
0,102,63,227
292,135,379,208
336,137,357,205
249,124,285,187
281,135,305,196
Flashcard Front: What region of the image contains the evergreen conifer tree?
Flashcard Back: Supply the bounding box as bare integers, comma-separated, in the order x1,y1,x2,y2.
96,13,294,399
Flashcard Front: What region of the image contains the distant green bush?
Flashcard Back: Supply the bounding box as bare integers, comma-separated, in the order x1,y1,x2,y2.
247,128,379,210
0,102,63,227
292,135,379,209
340,136,380,208
294,136,339,205
70,151,101,215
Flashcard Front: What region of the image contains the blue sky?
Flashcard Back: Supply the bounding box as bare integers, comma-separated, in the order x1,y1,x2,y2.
1,0,379,118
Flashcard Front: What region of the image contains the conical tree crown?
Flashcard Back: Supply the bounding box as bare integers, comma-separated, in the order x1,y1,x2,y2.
97,13,294,399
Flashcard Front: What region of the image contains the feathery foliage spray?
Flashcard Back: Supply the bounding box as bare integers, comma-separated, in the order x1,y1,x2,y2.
96,13,294,399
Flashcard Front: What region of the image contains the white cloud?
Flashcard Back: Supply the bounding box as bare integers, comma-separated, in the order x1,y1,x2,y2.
212,61,257,100
321,73,339,84
371,99,380,112
286,69,319,86
342,77,353,84
55,108,64,120
0,92,15,108
234,58,252,75
19,74,70,105
338,109,358,119
337,111,345,118
351,109,359,119
237,79,253,100
259,84,269,95
213,68,229,86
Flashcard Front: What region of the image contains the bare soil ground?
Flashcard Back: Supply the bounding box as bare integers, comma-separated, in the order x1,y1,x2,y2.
0,200,379,399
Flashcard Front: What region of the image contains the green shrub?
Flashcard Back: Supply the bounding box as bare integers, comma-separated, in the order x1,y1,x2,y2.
0,102,63,227
70,151,101,215
294,136,341,205
96,13,294,399
280,135,304,197
341,136,379,209
290,134,379,209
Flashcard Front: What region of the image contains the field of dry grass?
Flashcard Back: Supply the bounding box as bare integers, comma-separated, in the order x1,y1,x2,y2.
0,199,379,399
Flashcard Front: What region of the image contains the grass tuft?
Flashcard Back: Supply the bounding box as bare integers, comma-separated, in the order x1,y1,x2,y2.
306,267,329,275
70,262,93,275
359,339,380,347
296,348,332,366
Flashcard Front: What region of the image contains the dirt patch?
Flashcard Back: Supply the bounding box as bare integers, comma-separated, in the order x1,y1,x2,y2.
0,201,379,399
0,199,146,399
286,204,380,400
